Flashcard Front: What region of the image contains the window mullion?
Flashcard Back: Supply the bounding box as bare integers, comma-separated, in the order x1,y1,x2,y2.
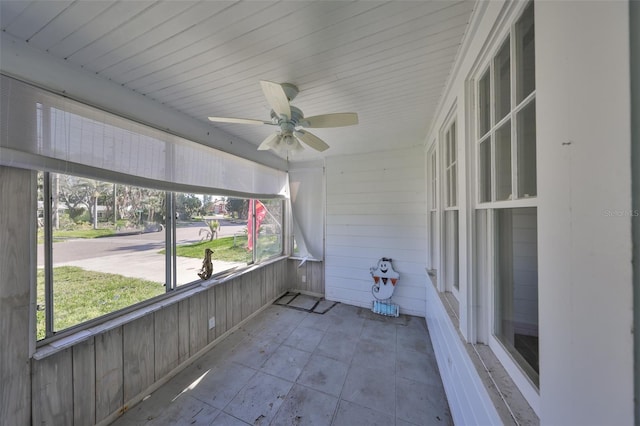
43,172,54,338
165,192,175,291
252,199,257,265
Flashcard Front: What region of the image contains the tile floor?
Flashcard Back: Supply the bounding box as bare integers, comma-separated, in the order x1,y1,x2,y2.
111,299,451,426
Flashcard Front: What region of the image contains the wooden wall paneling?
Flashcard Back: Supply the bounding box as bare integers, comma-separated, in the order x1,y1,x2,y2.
288,259,298,291
207,287,216,343
265,264,275,302
259,268,267,308
95,327,124,421
189,294,208,356
278,260,288,294
294,261,307,292
251,270,262,313
226,282,234,332
214,283,227,339
258,268,265,307
154,304,179,380
72,338,96,426
232,277,242,327
241,273,251,321
256,265,264,309
310,261,325,295
0,167,32,425
32,348,73,426
177,299,190,363
123,314,155,402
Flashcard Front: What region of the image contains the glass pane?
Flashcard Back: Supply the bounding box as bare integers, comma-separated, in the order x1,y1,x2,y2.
450,166,457,207
495,121,512,201
495,207,539,385
175,194,249,287
445,130,451,166
516,2,535,103
48,175,166,334
478,69,491,136
495,38,511,122
479,139,492,202
430,152,437,208
429,211,437,269
450,122,457,163
36,172,45,340
254,199,283,263
445,210,459,290
517,100,537,198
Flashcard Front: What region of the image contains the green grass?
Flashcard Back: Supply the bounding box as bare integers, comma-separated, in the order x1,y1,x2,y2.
38,228,116,244
171,235,251,262
36,266,164,340
53,228,115,239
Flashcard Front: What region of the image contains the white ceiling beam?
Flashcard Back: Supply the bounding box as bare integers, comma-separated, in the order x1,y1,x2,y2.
0,32,287,171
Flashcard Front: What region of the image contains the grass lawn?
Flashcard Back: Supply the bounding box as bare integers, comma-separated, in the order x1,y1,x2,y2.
37,266,164,340
38,228,116,243
170,235,252,262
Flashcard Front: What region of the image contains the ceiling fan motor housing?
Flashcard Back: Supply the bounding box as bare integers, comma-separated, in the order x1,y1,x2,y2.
271,105,305,127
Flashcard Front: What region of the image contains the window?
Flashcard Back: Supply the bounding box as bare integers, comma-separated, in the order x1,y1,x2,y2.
474,1,538,386
476,2,536,204
253,199,284,263
495,208,539,384
443,119,459,291
37,172,284,341
444,122,458,209
427,147,438,270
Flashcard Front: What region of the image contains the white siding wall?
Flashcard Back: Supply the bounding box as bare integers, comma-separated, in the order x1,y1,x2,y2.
536,2,633,424
325,147,426,316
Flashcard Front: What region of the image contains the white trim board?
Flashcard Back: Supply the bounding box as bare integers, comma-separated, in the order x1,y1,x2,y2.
424,276,502,426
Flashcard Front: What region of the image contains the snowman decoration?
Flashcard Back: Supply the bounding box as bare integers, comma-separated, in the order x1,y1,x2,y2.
370,257,399,301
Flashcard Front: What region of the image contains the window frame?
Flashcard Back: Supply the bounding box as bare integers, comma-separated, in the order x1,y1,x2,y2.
37,171,286,344
440,110,460,295
469,0,540,404
475,6,537,210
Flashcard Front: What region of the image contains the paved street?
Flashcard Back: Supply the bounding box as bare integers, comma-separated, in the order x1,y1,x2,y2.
37,218,248,285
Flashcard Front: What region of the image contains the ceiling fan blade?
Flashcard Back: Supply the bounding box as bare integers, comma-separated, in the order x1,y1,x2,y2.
257,133,281,151
208,116,271,125
303,113,358,128
295,130,330,152
260,80,291,120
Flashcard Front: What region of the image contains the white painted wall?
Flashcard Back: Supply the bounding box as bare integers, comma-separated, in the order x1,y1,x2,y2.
422,0,634,422
325,146,426,316
536,2,633,424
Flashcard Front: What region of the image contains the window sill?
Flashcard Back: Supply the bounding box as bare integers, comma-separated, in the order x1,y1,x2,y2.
33,255,289,361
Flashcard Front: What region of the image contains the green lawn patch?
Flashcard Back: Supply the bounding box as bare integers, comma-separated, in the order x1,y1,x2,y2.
171,235,251,262
38,228,116,243
36,266,164,341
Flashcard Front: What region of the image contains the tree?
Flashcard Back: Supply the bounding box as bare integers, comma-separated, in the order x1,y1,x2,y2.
57,175,111,229
226,198,248,219
176,193,202,220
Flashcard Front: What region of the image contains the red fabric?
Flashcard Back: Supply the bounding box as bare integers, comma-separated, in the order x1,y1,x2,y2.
247,199,267,250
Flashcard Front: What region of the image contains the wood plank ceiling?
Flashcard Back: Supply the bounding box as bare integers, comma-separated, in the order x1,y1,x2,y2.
0,1,475,162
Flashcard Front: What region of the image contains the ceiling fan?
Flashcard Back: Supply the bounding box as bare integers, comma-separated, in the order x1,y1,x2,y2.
208,81,358,153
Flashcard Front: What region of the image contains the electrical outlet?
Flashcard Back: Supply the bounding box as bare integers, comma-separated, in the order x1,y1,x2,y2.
208,317,216,329
301,275,306,283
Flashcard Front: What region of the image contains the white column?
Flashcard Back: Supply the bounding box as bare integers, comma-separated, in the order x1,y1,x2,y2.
536,2,633,424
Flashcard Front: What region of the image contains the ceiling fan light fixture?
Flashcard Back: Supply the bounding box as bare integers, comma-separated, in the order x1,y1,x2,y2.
207,81,359,154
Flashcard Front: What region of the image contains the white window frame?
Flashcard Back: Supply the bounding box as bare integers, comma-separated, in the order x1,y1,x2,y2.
468,0,540,412
37,172,285,344
427,144,440,278
440,109,460,297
